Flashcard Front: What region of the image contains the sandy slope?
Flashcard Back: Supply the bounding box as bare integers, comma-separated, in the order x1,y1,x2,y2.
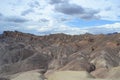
10,70,45,80
47,71,94,80
47,71,119,80
8,70,120,80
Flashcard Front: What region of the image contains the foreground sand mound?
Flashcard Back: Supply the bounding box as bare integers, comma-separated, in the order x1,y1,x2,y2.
5,70,120,80
10,70,45,80
47,71,120,80
47,71,94,80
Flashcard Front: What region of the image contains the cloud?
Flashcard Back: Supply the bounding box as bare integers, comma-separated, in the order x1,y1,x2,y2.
0,17,120,35
32,21,120,35
49,0,66,4
60,18,70,22
26,26,40,30
0,0,120,35
48,25,88,34
84,23,120,34
21,9,34,16
25,25,88,35
0,14,29,23
0,13,3,16
69,0,120,21
55,3,84,15
28,1,40,8
54,2,100,20
39,18,49,22
30,23,120,35
5,16,29,23
105,7,112,11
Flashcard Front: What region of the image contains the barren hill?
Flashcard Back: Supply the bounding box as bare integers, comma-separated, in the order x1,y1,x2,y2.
0,31,120,79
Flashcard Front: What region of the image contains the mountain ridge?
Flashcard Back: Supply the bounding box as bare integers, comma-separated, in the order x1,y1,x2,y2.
0,31,120,79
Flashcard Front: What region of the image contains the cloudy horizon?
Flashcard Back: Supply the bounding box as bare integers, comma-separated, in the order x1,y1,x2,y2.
0,0,120,35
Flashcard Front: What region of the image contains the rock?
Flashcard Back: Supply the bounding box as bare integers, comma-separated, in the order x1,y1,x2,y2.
106,66,120,79
59,59,95,73
0,78,10,80
91,68,109,78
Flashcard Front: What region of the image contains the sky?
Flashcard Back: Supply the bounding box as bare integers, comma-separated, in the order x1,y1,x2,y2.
0,0,120,35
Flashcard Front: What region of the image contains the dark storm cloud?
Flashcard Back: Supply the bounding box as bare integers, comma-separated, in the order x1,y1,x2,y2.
54,3,100,20
21,9,34,16
49,0,65,4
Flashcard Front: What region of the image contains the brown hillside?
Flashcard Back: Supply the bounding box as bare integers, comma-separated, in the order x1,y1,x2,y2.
0,31,120,79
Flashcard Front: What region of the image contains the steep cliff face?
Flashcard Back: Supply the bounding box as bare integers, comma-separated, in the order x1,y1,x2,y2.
0,31,120,79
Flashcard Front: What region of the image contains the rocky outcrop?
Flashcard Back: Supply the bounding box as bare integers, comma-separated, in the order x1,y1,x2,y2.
106,66,120,79
0,78,10,80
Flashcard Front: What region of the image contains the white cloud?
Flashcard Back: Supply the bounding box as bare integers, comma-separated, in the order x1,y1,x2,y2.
97,23,120,29
85,23,120,34
53,25,88,34
0,0,120,35
1,19,120,35
26,26,39,30
25,24,88,35
24,22,120,35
